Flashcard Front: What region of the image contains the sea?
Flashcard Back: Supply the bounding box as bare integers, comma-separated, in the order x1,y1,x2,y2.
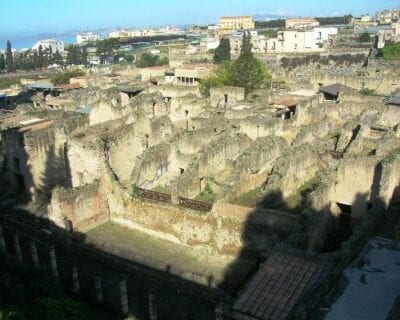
0,35,77,51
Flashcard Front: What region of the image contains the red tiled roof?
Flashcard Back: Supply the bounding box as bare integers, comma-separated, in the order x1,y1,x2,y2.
232,251,326,320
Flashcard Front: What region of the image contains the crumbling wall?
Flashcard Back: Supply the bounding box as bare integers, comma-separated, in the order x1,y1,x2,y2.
174,133,253,198
48,181,109,233
219,136,288,202
210,86,245,107
67,139,104,188
334,156,383,218
131,143,175,189
264,144,325,199
107,124,144,186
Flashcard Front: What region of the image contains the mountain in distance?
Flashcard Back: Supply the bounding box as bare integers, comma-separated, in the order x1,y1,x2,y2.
253,13,291,21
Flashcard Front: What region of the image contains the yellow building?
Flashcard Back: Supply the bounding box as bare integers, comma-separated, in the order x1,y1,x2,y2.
219,16,255,31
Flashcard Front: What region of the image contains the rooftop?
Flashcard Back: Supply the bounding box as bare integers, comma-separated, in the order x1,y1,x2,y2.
319,83,352,97
232,251,327,320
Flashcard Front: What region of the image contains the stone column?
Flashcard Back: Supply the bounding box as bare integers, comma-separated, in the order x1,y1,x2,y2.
281,113,286,120
72,265,80,292
30,240,39,268
119,278,129,314
49,245,59,279
13,230,22,262
0,223,6,255
148,291,157,320
95,276,104,303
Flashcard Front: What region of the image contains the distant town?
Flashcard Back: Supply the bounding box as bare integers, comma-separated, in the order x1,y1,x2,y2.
0,9,399,69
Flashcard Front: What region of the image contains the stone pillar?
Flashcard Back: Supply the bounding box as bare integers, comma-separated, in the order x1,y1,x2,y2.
30,240,39,268
0,223,6,255
95,276,104,303
13,231,22,262
72,265,80,292
281,113,286,120
119,278,129,314
148,291,157,320
49,245,59,279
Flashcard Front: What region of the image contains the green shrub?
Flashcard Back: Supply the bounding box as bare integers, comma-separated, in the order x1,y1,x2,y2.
51,69,85,85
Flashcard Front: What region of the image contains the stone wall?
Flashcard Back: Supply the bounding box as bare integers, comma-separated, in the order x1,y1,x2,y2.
174,133,253,198
218,136,288,202
311,73,400,94
210,86,245,108
264,144,325,199
334,153,400,217
48,181,109,233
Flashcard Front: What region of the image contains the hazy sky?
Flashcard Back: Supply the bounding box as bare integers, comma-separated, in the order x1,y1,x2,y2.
0,0,399,37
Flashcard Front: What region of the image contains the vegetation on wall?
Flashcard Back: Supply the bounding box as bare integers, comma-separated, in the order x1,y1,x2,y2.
195,183,217,204
358,32,371,43
380,43,400,60
201,32,271,96
280,53,366,69
51,69,85,85
136,52,169,68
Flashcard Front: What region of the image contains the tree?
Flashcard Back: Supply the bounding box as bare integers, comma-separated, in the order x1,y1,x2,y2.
200,31,271,96
380,43,400,59
66,45,79,65
344,14,353,24
96,38,119,64
0,53,5,73
33,51,39,69
136,52,168,68
38,45,44,69
53,50,64,67
359,32,371,43
81,47,88,65
5,40,14,73
213,38,231,64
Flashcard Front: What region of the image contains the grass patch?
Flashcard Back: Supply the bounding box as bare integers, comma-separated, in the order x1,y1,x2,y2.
0,78,20,89
195,183,217,204
231,187,263,208
281,177,320,213
152,184,171,194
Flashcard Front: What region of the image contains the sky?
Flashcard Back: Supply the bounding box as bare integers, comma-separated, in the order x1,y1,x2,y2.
0,0,399,39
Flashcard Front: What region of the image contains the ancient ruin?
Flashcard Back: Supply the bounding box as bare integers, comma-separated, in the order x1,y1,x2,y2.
0,42,399,320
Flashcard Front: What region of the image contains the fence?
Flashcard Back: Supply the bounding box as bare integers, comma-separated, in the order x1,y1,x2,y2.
137,188,171,204
178,197,212,212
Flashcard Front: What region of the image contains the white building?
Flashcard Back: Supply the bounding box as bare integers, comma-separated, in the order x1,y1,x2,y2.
266,27,337,53
77,33,100,44
377,9,400,24
206,38,220,51
32,39,64,53
229,31,267,54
